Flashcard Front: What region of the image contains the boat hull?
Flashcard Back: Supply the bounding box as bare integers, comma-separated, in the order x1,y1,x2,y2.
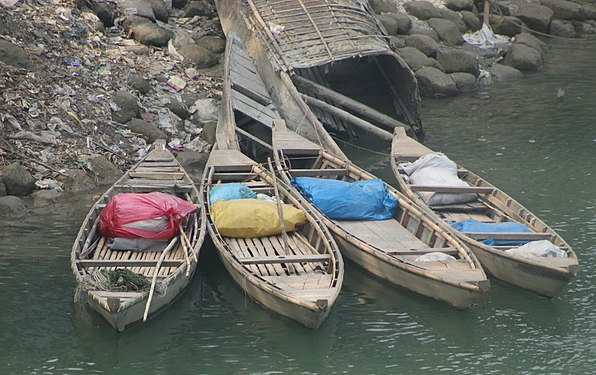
332,233,483,309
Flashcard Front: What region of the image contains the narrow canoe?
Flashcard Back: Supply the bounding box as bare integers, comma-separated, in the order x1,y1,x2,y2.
198,35,344,329
390,127,579,297
272,123,489,309
71,140,206,332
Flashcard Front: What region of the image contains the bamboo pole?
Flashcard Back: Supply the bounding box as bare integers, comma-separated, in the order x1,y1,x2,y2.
178,224,191,277
266,158,290,257
483,0,490,26
143,236,179,321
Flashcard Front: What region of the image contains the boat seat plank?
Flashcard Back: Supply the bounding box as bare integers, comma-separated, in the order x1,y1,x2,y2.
238,254,330,264
263,274,333,290
128,171,185,180
335,219,428,252
91,291,145,299
411,185,495,194
430,202,486,212
441,212,494,223
207,150,255,171
77,259,183,267
211,172,258,181
289,168,349,177
387,247,459,256
114,183,194,193
462,232,553,241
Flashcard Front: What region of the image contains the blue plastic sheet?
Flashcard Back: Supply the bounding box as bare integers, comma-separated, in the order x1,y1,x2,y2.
450,219,532,245
209,183,256,204
291,177,398,220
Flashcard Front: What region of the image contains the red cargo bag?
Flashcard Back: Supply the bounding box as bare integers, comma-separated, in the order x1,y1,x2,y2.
99,192,196,239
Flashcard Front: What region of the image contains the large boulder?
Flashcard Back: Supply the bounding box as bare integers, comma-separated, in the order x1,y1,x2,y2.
436,47,480,76
377,14,399,35
489,64,524,81
178,43,218,69
146,0,170,22
127,73,152,95
58,169,96,193
514,4,554,33
111,90,140,124
503,44,544,71
0,163,35,196
513,33,548,55
118,0,156,22
393,13,414,34
0,179,6,197
403,1,442,20
444,0,474,12
541,0,585,21
549,19,577,37
195,35,226,54
129,20,174,47
451,72,477,92
427,18,465,46
183,0,216,18
127,118,168,143
0,40,31,69
369,0,400,14
0,196,29,218
438,8,468,33
86,155,122,185
460,10,482,31
415,66,459,97
490,15,523,37
404,34,440,57
395,47,443,71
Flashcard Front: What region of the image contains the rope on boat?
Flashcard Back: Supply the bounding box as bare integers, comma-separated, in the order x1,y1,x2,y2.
74,269,165,302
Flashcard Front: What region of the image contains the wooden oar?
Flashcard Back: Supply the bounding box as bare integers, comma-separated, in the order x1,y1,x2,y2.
143,236,179,322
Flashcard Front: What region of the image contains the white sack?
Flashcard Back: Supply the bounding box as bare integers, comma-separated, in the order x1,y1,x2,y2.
415,252,457,262
506,240,568,258
400,153,477,206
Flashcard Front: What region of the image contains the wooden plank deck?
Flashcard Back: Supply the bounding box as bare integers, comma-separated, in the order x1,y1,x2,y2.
335,219,426,252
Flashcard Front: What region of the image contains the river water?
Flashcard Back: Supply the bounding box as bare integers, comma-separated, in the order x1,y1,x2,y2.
1,39,594,374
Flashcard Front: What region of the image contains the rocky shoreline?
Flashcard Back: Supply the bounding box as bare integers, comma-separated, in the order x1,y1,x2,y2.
0,0,593,217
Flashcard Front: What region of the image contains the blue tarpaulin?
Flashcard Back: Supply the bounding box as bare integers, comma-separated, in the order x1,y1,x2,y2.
291,177,398,220
451,219,532,245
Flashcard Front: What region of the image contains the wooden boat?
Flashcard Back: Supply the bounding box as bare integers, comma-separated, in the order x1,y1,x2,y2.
390,127,579,297
215,0,423,140
271,122,489,308
222,31,487,308
198,35,344,329
71,140,206,332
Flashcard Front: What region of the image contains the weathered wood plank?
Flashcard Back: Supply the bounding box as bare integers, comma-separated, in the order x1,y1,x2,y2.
77,259,184,267
462,232,552,241
410,185,495,194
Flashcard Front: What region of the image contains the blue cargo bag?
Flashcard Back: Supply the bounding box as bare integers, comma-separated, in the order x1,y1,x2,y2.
450,219,532,245
209,183,256,204
291,177,398,220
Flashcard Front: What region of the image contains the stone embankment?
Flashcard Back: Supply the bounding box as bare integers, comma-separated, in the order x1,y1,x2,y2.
0,0,594,217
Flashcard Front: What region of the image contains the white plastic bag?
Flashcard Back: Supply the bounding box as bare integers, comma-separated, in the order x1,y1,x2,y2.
415,252,457,262
506,240,567,258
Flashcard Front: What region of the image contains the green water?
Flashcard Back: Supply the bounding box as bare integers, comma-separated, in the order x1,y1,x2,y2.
1,39,594,374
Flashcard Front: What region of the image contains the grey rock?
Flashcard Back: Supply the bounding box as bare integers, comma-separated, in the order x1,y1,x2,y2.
549,19,577,37
369,0,399,14
403,1,442,20
87,155,122,185
427,18,465,46
0,40,31,69
0,196,29,218
184,0,216,18
90,1,115,27
129,20,174,47
393,13,413,34
127,73,152,94
178,43,218,68
112,90,140,124
503,44,544,71
58,169,96,193
127,118,168,143
461,10,482,31
195,35,226,53
577,20,596,35
584,5,596,21
451,72,477,92
167,99,191,120
0,179,6,197
404,34,440,57
172,0,188,8
0,163,35,196
118,0,156,22
490,15,523,37
438,8,468,33
408,24,440,41
31,190,63,208
395,46,441,71
489,64,524,81
514,4,554,33
377,14,399,35
146,0,169,22
541,0,585,21
436,47,480,76
175,150,208,176
513,33,548,55
201,121,217,145
390,36,407,49
415,66,459,97
444,0,474,12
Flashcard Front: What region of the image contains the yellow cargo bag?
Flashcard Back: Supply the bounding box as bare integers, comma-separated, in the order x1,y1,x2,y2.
211,198,306,238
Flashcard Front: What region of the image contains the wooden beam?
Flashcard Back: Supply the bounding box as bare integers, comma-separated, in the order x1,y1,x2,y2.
238,254,330,264
387,248,459,256
289,168,349,177
410,185,495,194
77,259,184,267
462,232,552,241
